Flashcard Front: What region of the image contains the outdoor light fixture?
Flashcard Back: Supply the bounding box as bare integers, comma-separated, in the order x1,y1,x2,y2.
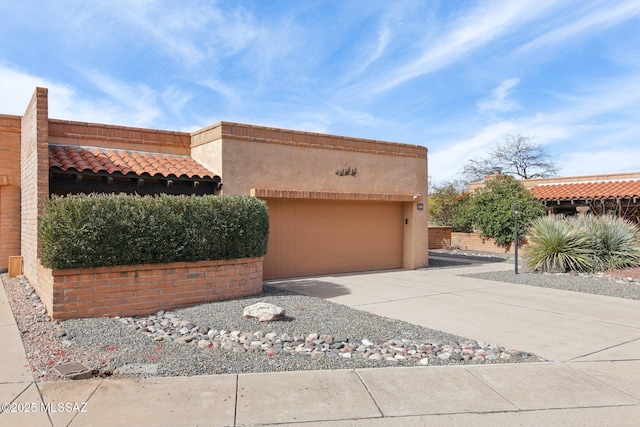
514,201,520,274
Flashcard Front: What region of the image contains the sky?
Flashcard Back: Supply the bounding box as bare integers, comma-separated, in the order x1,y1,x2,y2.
1,0,640,185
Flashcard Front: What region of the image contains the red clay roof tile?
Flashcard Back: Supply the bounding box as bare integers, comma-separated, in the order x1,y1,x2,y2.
49,145,219,180
532,180,640,201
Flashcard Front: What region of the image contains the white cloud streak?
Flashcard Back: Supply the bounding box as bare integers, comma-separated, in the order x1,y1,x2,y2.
355,0,558,96
516,0,640,54
476,78,521,114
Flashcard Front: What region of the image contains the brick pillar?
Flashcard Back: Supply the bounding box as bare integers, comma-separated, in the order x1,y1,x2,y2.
21,88,49,285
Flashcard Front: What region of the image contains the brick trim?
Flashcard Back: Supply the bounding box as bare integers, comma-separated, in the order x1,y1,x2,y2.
192,121,428,159
251,188,421,202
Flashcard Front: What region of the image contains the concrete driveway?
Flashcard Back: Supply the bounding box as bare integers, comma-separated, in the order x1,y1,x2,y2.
267,262,640,363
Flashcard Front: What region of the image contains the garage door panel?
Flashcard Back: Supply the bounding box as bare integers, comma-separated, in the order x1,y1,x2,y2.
316,203,334,217
296,201,317,218
331,203,353,218
264,199,403,279
275,237,296,257
277,200,298,218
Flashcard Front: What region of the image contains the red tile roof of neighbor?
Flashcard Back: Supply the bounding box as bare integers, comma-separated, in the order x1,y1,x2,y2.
49,145,219,179
532,180,640,201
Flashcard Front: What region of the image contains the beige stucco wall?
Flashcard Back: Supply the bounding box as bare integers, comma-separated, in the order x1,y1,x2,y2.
191,122,429,270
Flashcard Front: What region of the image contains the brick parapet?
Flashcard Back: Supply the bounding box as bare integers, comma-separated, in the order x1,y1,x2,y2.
48,119,191,155
191,121,427,159
46,257,263,320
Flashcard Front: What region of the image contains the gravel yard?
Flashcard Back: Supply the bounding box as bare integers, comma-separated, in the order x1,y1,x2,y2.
465,267,640,300
4,253,638,382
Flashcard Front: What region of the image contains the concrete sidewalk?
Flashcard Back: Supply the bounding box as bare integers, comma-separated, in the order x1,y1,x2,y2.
2,265,640,426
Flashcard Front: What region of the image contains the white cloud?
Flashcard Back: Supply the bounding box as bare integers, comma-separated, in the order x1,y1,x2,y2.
0,64,168,128
81,69,162,127
354,0,558,96
198,79,242,106
476,78,520,114
112,2,260,67
357,24,391,74
0,65,75,116
517,0,640,54
162,87,194,117
428,121,518,182
557,148,640,177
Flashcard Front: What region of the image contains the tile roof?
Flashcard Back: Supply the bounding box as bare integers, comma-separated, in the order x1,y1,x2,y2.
532,180,640,201
49,145,219,180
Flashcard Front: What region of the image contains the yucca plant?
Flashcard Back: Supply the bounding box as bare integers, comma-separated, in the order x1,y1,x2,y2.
574,215,640,271
524,216,594,272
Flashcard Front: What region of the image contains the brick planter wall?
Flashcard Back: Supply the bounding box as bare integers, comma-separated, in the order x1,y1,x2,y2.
44,257,263,320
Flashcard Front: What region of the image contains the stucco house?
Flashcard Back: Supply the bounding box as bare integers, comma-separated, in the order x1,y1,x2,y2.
0,87,428,294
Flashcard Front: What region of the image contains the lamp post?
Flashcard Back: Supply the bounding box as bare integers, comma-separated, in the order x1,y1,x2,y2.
514,201,519,274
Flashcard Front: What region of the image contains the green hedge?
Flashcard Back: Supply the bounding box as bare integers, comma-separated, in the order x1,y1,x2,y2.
39,194,269,269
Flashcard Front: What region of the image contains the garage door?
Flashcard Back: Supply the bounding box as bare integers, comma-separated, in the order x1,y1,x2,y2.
263,199,404,279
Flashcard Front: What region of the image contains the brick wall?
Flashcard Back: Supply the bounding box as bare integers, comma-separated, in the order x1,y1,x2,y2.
428,226,453,249
450,232,525,255
45,257,263,320
0,115,22,270
21,88,49,293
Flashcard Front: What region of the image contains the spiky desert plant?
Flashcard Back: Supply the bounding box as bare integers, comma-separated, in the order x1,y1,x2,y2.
574,215,640,271
524,216,594,272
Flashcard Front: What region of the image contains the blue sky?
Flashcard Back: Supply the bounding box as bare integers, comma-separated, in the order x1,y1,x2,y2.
1,1,640,184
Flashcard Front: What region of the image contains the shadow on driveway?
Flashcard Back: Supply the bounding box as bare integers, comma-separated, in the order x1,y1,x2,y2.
427,251,508,268
266,279,352,299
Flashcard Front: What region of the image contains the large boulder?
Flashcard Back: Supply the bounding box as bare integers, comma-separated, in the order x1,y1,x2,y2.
243,302,285,322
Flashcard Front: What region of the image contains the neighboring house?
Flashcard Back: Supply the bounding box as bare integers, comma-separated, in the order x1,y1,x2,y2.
0,87,429,286
469,171,640,224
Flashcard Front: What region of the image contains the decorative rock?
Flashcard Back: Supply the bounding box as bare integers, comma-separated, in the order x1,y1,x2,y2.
243,302,285,322
265,332,278,341
111,304,544,367
319,334,334,344
280,333,292,342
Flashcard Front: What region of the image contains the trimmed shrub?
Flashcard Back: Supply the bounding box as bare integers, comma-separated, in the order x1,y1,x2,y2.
39,194,269,269
524,215,640,273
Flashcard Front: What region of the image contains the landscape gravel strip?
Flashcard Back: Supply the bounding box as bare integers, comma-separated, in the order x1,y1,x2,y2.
464,270,640,300
3,273,543,382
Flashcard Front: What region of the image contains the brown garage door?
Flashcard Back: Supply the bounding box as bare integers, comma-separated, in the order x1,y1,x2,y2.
263,199,404,279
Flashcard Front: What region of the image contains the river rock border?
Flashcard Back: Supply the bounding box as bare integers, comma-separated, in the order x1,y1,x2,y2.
99,310,543,365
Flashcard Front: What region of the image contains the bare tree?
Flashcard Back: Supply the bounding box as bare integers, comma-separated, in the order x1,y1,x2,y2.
461,134,559,181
